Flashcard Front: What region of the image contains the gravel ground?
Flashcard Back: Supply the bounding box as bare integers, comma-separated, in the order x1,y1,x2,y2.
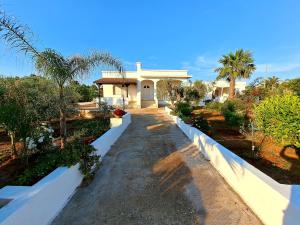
52,108,262,225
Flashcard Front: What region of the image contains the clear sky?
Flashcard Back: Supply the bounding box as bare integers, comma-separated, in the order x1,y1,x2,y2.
1,0,300,84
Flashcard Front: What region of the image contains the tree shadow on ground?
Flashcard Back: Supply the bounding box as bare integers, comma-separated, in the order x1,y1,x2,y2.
152,143,207,225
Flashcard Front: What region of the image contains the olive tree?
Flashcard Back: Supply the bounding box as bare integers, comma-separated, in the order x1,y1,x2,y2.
0,76,60,158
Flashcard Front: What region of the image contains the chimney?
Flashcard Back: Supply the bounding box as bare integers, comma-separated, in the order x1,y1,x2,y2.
136,62,142,71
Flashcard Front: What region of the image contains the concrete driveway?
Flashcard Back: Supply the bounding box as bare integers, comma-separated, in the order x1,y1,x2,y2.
52,108,262,225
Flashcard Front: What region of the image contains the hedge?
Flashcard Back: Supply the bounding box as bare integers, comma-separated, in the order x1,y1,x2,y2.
254,94,300,148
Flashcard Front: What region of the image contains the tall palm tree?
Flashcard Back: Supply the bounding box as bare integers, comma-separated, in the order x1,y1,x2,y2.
0,11,124,149
215,49,256,99
36,49,124,149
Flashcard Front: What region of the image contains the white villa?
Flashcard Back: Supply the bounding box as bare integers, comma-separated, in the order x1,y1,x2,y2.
94,62,191,108
204,80,247,103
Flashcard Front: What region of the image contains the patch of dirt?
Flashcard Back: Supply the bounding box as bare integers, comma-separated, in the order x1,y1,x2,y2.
194,108,300,184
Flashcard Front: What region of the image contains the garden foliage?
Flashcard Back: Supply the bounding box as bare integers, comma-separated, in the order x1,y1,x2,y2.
72,119,110,137
205,101,223,112
17,139,100,185
221,100,245,127
254,94,300,148
173,102,193,120
192,117,211,134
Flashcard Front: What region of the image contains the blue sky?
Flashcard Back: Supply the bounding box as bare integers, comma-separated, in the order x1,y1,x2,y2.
1,0,300,84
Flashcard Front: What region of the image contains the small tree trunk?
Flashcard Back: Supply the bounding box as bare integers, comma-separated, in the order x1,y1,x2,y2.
9,131,18,158
229,77,236,99
59,86,67,149
122,95,125,110
22,140,29,167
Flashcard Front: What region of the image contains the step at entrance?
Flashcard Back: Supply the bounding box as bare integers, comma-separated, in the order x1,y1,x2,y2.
141,100,157,108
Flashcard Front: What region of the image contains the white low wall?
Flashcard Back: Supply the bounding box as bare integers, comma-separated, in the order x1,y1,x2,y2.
0,113,132,225
100,97,129,106
91,113,131,157
164,107,300,225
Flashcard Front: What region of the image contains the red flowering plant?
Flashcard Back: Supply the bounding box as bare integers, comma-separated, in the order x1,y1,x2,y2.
113,108,126,118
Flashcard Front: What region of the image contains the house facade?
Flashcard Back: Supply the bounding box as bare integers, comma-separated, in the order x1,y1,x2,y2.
204,80,247,103
94,62,191,108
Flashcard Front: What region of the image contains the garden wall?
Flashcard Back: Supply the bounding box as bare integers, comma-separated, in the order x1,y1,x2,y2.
165,107,300,225
0,113,132,225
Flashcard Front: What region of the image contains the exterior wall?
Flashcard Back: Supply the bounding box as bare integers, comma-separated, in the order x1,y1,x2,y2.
128,84,137,101
164,107,300,225
103,84,136,99
101,84,137,106
0,114,132,225
102,84,114,97
100,62,191,108
102,70,190,79
204,80,247,103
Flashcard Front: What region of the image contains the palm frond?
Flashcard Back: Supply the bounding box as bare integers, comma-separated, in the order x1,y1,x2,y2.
215,49,256,80
35,49,70,86
68,52,124,81
68,55,90,77
87,52,124,74
0,11,39,57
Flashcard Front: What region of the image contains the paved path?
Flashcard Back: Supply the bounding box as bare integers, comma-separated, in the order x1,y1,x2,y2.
52,109,262,225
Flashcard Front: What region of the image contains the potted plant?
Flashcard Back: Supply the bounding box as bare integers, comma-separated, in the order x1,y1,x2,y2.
112,108,126,118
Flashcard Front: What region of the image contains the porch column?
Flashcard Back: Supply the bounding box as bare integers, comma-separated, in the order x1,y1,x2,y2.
153,80,158,108
136,80,141,108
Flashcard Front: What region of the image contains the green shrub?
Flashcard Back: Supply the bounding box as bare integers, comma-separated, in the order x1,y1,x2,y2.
72,119,110,137
62,140,100,177
221,100,245,127
16,148,61,185
16,139,100,185
192,116,211,134
205,101,223,112
174,102,192,119
254,94,300,148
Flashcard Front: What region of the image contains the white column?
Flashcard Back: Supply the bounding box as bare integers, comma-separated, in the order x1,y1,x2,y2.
153,79,158,108
136,80,141,108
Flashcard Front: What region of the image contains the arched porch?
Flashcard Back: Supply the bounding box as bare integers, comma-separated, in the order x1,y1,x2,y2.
140,80,156,108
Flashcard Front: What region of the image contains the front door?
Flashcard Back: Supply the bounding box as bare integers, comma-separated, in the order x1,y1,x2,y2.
141,81,154,100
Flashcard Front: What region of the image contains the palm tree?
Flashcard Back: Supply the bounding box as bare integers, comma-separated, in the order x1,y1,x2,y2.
0,12,124,149
36,49,124,149
215,49,256,99
264,76,280,90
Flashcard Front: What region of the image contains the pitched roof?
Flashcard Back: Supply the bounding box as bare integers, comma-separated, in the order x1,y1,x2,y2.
94,78,137,85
